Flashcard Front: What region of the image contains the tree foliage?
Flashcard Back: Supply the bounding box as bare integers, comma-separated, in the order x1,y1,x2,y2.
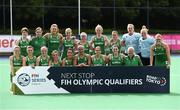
0,0,180,33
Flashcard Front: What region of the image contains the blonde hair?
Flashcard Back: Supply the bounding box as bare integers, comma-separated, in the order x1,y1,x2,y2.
50,24,59,33
112,30,118,35
51,50,59,56
80,32,87,39
13,45,20,50
41,46,48,51
65,28,72,35
78,45,84,49
128,47,134,52
155,33,162,39
13,45,20,55
127,24,134,29
95,24,103,33
140,28,148,34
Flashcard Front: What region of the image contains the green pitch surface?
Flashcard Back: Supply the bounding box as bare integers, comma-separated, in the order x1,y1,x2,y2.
0,56,180,110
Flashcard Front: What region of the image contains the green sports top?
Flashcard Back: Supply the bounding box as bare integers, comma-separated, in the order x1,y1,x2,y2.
47,34,60,55
26,56,36,66
110,39,121,52
18,39,30,56
62,39,74,59
79,41,89,54
109,54,124,66
64,57,74,67
93,36,105,54
77,54,88,65
154,45,167,66
30,37,46,57
104,45,111,55
92,55,105,66
13,55,23,67
51,59,61,67
13,55,23,73
124,55,142,66
39,55,50,66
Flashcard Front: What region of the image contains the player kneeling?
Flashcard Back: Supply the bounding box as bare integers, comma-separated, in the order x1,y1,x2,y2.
124,47,143,66
24,46,36,68
106,45,125,66
74,45,91,67
91,46,106,66
36,46,51,66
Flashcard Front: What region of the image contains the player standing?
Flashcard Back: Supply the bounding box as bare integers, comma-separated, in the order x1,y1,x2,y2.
30,27,46,57
121,24,141,55
150,34,170,66
16,27,30,56
90,24,109,55
9,46,25,94
43,24,63,56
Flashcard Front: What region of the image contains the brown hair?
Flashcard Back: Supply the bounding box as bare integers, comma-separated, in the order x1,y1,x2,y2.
21,27,29,33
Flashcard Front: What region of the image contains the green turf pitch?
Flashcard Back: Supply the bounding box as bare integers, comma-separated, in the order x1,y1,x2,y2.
0,56,180,110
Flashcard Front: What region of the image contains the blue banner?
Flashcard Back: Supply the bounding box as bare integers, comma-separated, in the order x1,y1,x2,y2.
47,66,170,93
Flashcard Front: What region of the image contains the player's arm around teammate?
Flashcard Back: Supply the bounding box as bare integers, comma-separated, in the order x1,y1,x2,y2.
89,24,109,54
43,24,63,56
121,24,141,55
61,28,76,59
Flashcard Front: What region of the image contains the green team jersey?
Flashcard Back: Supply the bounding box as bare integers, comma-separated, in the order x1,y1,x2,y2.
30,37,46,57
64,57,74,67
92,55,105,66
105,45,111,55
13,55,23,73
62,39,74,59
79,41,89,54
18,39,30,56
12,56,24,95
47,34,60,55
89,49,94,55
124,55,142,66
51,59,61,67
77,54,88,65
109,54,124,66
154,45,167,66
94,36,105,54
110,39,121,53
39,55,50,66
26,56,36,66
